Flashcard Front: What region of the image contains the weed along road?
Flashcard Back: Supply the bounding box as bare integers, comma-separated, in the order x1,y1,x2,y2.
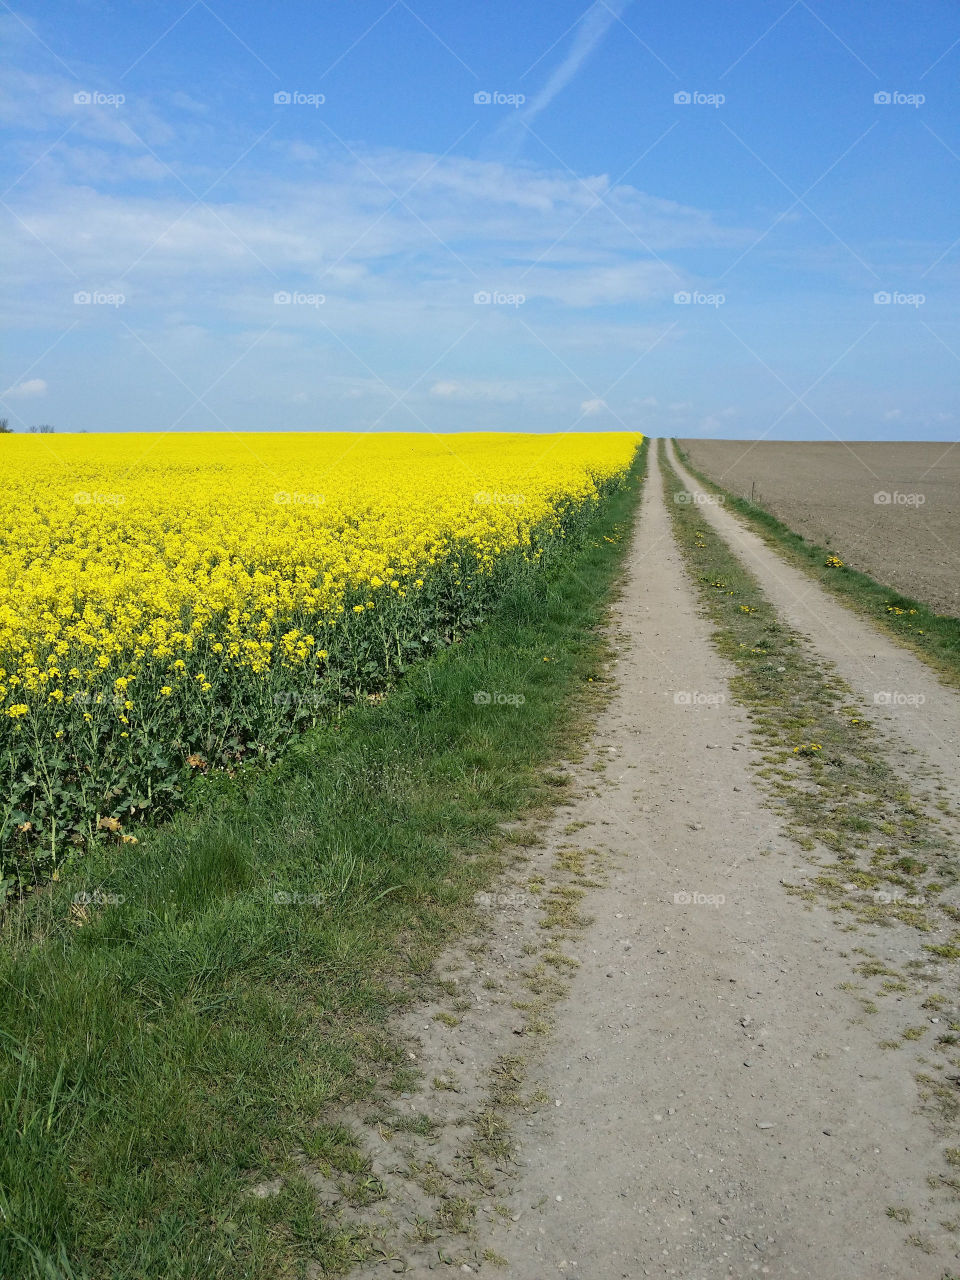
346,441,960,1279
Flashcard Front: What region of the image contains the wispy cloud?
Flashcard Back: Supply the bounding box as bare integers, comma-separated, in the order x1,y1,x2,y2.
492,1,631,156
524,1,630,124
4,378,47,398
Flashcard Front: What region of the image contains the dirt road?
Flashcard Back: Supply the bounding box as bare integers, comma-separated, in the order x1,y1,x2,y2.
345,442,960,1279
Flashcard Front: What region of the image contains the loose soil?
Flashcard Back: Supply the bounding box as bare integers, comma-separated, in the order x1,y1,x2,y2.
679,439,960,617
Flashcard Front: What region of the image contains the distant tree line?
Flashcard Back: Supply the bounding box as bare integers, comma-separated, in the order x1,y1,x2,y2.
0,420,58,433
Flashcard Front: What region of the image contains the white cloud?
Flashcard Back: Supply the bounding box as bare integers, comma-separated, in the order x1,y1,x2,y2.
0,57,757,431
697,406,737,433
170,91,208,114
4,378,47,398
495,0,631,149
580,398,608,416
522,261,674,306
428,379,540,403
0,136,741,325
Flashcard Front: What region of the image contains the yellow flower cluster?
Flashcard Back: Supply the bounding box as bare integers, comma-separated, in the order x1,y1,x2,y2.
0,432,641,714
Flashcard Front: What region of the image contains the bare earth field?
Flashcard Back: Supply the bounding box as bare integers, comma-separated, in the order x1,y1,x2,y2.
679,440,960,618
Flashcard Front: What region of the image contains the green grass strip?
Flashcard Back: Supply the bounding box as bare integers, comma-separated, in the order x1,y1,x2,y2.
0,441,646,1280
671,438,960,689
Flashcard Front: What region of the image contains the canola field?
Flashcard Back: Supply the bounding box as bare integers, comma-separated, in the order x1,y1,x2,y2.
0,431,641,877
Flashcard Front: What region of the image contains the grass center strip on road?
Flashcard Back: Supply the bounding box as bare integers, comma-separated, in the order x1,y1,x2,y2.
661,439,958,928
671,439,960,689
0,443,646,1280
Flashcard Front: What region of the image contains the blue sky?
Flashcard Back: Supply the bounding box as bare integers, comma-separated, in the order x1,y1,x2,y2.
1,0,958,439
